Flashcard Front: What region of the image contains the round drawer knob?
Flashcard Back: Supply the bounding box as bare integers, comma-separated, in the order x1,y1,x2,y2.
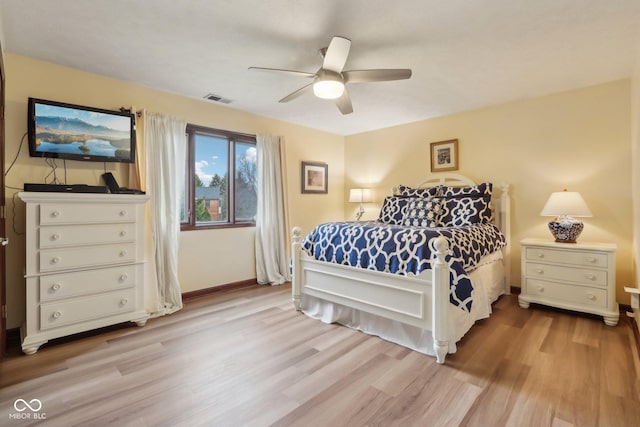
52,311,62,319
51,233,60,241
587,256,596,263
52,283,61,291
119,250,127,257
586,274,596,281
51,257,60,264
536,285,544,292
119,230,127,237
119,210,127,216
119,274,128,282
120,298,129,306
535,268,544,274
536,253,544,258
587,293,596,300
51,211,60,218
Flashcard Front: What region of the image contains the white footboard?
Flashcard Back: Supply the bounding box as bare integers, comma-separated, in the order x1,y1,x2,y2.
291,227,452,364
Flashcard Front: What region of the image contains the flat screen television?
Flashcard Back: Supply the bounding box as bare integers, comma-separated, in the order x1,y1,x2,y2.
28,97,136,163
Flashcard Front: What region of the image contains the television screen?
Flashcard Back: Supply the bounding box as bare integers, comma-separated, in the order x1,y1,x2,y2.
28,98,136,163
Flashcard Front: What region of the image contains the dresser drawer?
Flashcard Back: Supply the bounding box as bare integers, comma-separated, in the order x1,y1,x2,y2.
39,243,136,272
525,247,608,268
525,262,607,287
525,279,607,309
39,223,136,249
40,289,136,330
39,265,137,301
39,203,136,225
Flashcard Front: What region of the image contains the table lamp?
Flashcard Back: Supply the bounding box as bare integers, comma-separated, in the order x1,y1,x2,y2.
349,188,372,221
540,190,592,243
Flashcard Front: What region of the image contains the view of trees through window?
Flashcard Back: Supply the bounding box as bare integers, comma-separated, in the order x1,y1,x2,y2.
182,126,257,229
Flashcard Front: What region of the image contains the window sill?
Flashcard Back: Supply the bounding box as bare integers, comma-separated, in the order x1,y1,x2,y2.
180,222,256,231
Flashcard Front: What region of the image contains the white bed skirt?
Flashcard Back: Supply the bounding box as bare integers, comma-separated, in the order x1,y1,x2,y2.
301,252,505,356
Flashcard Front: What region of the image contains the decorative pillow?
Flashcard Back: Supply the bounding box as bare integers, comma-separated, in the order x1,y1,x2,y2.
402,198,444,228
441,182,492,200
378,196,412,225
397,184,441,198
440,196,493,227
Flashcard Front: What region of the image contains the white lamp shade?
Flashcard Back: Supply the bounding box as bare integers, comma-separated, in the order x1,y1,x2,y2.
540,191,592,217
349,188,372,203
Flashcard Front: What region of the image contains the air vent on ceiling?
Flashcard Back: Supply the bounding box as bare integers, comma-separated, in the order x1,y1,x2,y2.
203,93,232,104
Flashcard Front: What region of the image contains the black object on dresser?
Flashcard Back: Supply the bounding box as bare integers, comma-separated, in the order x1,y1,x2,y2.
24,183,108,193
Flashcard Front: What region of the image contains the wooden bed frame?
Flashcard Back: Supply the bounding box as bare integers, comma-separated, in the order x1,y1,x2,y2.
291,174,510,364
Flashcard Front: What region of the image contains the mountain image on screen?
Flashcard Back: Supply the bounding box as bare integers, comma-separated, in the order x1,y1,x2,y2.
35,115,131,160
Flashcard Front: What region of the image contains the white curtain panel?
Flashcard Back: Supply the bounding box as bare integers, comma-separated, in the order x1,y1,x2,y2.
256,134,291,285
129,111,161,315
145,112,187,313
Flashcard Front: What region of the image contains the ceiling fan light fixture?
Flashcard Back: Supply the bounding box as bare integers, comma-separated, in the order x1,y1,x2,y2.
250,36,412,114
313,70,344,99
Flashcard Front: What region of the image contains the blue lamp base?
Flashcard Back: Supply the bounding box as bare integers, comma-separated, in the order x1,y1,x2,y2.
548,220,584,243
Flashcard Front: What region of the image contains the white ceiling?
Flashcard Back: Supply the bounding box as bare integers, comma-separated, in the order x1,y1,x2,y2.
1,0,639,136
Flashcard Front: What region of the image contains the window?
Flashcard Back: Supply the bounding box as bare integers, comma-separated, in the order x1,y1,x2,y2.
181,125,257,230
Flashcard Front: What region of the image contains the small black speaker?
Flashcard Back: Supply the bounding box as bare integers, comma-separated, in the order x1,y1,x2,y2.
102,172,121,193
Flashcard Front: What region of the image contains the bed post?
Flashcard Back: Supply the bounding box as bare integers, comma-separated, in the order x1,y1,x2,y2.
291,226,303,311
500,183,511,295
431,236,450,364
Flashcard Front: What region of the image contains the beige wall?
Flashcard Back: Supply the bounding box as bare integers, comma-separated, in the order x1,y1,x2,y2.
345,80,633,304
3,53,345,328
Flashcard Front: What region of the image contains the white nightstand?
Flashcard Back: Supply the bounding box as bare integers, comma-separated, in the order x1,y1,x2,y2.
519,238,618,326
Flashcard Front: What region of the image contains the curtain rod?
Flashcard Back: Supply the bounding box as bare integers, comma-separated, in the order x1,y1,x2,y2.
119,107,143,118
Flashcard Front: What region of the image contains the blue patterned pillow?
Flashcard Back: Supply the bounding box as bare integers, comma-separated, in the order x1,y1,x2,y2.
378,196,411,225
402,198,444,228
441,182,492,200
440,197,493,227
397,185,441,198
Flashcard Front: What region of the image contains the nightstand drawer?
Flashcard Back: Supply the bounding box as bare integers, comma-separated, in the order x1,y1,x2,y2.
525,262,607,287
525,279,607,308
525,247,608,268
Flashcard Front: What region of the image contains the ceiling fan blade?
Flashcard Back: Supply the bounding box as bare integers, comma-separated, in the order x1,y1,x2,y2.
278,82,314,103
249,66,316,78
334,88,353,115
322,36,351,73
343,69,412,83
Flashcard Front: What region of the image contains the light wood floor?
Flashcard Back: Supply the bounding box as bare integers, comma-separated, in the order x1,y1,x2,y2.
1,284,639,427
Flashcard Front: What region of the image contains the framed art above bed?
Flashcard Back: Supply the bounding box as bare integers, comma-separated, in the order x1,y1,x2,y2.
430,139,459,172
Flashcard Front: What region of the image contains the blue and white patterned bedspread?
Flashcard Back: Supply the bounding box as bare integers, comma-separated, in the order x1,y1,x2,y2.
301,221,507,312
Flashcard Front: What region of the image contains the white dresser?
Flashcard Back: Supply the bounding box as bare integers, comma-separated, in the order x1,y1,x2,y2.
519,238,618,326
18,192,150,354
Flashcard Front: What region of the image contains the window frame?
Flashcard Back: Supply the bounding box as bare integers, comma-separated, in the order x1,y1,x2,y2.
181,124,257,231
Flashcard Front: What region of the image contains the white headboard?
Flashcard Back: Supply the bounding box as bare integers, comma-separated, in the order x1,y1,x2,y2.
414,173,477,188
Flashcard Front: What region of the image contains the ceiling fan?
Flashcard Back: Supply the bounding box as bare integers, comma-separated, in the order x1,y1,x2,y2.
249,36,412,115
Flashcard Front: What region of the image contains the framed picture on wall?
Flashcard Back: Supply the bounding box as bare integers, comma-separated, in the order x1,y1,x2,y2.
301,161,328,194
430,139,459,172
